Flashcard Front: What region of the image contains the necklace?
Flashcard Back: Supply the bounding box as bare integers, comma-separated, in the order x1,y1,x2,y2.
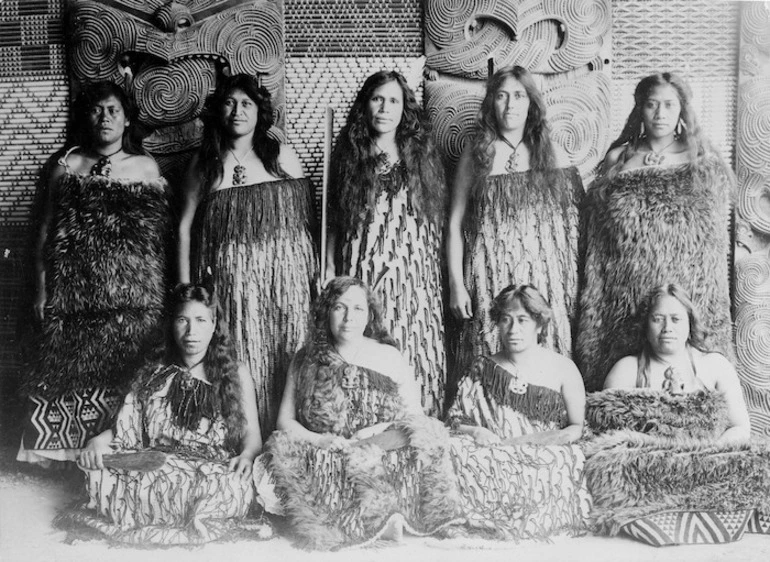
90,147,122,177
643,138,677,166
374,142,398,175
498,135,524,173
230,147,252,186
167,363,216,431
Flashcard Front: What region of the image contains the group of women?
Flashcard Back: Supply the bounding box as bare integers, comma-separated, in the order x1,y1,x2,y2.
17,64,757,548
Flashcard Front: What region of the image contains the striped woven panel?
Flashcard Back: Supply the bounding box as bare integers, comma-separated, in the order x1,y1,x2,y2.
621,509,753,547
747,511,770,535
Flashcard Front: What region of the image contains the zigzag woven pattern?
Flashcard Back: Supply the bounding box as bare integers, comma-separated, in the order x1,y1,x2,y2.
621,509,753,547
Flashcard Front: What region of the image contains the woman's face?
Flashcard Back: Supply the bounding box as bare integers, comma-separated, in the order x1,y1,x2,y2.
641,84,682,140
494,77,530,134
172,301,216,360
646,294,690,356
88,94,128,148
221,88,259,139
496,299,542,355
329,286,369,345
366,80,404,138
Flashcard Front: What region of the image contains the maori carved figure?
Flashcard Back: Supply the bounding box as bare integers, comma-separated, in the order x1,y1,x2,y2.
424,0,612,176
425,0,611,78
67,0,284,170
735,2,770,435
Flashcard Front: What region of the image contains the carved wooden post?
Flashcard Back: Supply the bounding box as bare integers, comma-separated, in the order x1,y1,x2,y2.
735,2,770,436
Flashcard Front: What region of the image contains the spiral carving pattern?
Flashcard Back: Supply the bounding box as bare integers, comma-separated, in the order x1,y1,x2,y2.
67,0,286,163
133,60,217,127
735,255,770,308
545,71,611,177
425,0,610,78
737,77,770,177
424,77,485,164
735,303,770,390
741,2,770,54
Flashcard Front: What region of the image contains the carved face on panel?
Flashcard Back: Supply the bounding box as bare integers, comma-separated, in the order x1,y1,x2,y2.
67,0,285,172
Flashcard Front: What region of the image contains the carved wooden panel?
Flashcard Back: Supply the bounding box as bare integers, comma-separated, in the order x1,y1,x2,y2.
424,0,612,179
66,0,285,175
735,2,770,436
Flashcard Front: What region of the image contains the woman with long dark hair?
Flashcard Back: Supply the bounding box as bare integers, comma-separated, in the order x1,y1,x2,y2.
73,284,264,544
178,73,316,440
447,66,583,387
325,70,448,416
576,72,735,391
19,81,169,466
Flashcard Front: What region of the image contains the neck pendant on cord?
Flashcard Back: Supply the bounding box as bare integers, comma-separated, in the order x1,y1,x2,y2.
230,148,250,186
499,136,524,173
643,138,676,166
90,147,122,178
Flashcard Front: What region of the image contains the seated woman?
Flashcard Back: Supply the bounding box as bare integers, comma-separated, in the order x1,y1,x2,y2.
265,276,460,550
585,284,769,546
67,284,266,545
446,285,591,540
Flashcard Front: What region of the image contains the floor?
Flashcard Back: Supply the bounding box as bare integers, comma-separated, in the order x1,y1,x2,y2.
1,443,769,562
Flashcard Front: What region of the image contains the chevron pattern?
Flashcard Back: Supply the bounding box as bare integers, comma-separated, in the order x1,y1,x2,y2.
621,509,753,546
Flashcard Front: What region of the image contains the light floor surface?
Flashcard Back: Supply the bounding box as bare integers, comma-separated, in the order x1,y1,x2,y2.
2,450,769,562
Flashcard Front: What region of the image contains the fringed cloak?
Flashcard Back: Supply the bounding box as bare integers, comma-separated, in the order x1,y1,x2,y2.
576,157,734,391
584,389,770,545
455,168,582,384
27,173,170,396
445,356,591,540
192,179,317,440
337,163,447,417
265,348,460,550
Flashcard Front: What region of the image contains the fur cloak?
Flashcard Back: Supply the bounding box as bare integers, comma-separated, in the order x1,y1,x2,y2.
27,174,170,396
575,157,734,391
584,390,770,536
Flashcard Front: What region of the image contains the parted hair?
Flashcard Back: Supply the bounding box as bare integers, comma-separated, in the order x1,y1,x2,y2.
309,276,398,353
603,72,715,175
490,284,553,345
131,283,245,450
328,70,446,233
196,73,287,193
70,81,144,155
472,66,557,175
637,283,708,353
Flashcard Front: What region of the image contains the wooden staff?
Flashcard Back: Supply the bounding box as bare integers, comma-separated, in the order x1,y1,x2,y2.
488,56,495,78
320,106,333,286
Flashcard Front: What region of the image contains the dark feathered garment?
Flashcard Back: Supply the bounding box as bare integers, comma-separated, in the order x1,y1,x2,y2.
584,389,770,536
576,157,734,391
26,174,170,397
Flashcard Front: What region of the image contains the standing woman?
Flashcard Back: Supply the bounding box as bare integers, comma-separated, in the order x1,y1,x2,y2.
326,70,448,416
447,66,583,385
178,74,316,440
19,81,169,465
576,72,734,391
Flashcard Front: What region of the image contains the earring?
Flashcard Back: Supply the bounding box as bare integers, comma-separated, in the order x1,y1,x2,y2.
675,117,685,139
640,121,646,139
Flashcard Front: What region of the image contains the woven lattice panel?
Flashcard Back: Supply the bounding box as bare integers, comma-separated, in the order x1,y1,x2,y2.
611,0,739,167
0,0,65,79
285,0,422,56
425,0,612,79
734,2,770,437
285,56,425,201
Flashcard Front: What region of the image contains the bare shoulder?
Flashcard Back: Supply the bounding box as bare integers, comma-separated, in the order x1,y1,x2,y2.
126,154,162,181
696,350,737,384
604,355,639,389
278,144,305,179
603,145,626,170
544,349,583,384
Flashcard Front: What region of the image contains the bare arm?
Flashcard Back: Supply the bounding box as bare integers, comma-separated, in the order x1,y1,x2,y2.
446,146,474,319
278,144,305,179
229,364,262,476
712,356,751,445
603,356,639,389
177,154,203,284
77,428,115,471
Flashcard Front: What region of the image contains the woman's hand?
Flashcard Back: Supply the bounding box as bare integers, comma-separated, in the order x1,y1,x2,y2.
228,453,255,478
78,431,113,470
471,426,501,446
450,284,473,320
351,422,390,441
315,434,348,450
